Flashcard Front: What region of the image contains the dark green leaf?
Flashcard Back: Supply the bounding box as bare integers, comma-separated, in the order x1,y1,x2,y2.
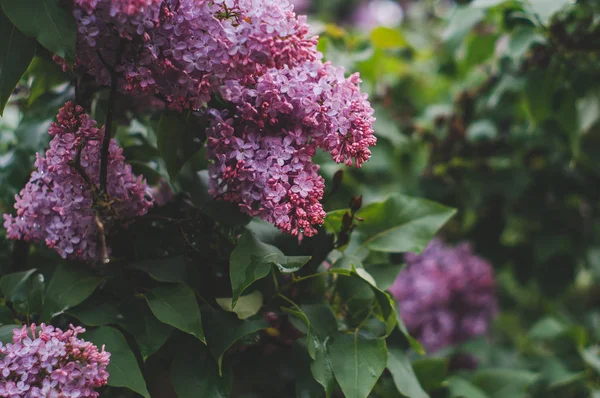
448,377,490,398
328,333,387,398
323,209,349,234
0,305,14,325
365,263,404,290
582,346,600,375
353,195,456,254
472,368,538,398
118,299,173,361
0,324,18,343
145,283,204,342
69,299,120,327
387,345,429,398
0,0,76,61
42,264,102,321
283,305,338,398
128,256,188,284
0,268,37,302
25,55,67,105
85,326,150,398
412,358,448,392
0,11,36,115
170,338,232,398
216,291,263,320
443,6,485,51
157,111,203,180
202,308,267,371
230,230,309,306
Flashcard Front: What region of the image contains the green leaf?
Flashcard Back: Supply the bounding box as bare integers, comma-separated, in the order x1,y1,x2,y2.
157,111,203,180
524,65,561,125
581,346,600,375
0,324,18,343
0,269,37,302
353,195,456,254
0,11,36,115
118,299,173,361
85,326,150,398
0,0,76,61
0,305,14,325
365,263,404,290
328,332,387,398
26,273,44,315
471,368,538,398
284,305,338,397
528,317,567,340
448,376,490,398
371,27,407,49
323,209,349,234
42,264,102,321
170,338,232,398
69,299,120,327
230,230,310,307
387,344,429,398
525,0,570,25
311,338,336,398
412,358,448,392
128,256,188,283
25,55,67,105
145,283,205,342
216,291,263,320
202,308,267,371
443,6,486,51
396,311,425,355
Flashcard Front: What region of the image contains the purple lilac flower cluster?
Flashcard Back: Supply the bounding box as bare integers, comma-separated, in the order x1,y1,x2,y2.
0,324,110,398
71,0,318,110
207,62,376,236
389,239,498,352
3,102,153,262
68,0,376,236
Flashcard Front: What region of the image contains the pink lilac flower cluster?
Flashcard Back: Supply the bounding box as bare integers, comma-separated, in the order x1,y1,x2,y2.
0,323,110,398
3,102,153,262
71,0,318,109
206,61,376,236
389,239,498,353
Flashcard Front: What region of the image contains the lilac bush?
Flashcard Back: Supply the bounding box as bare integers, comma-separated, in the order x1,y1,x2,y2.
0,324,110,398
390,239,498,352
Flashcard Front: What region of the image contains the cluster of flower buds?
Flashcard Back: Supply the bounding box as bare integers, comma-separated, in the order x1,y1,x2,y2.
390,239,497,352
0,324,110,397
3,102,153,262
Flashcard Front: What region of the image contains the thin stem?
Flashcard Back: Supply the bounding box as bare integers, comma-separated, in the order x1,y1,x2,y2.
291,271,331,284
70,144,96,190
99,41,124,193
95,215,110,264
277,293,302,313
